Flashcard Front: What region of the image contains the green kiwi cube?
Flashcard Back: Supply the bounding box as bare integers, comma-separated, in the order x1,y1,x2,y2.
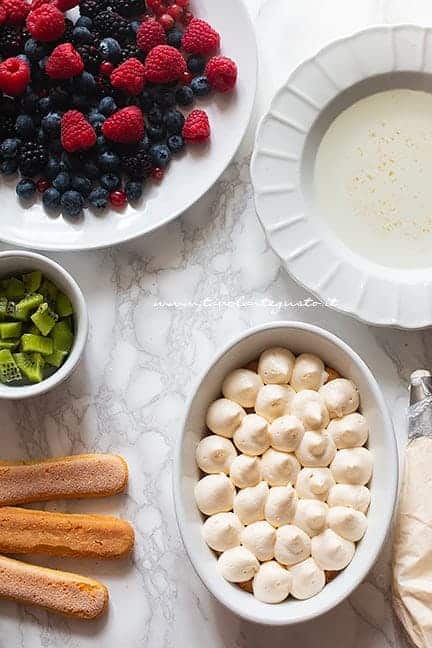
0,349,21,383
5,277,25,300
45,350,67,368
51,321,73,353
31,303,58,336
13,293,44,322
23,271,42,293
0,322,21,339
14,353,43,383
21,333,53,356
0,338,19,350
56,292,73,318
40,279,58,304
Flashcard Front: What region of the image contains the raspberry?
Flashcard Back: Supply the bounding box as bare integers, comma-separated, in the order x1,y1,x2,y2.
182,18,220,55
136,18,166,54
111,57,146,95
144,44,186,83
0,6,7,25
46,43,84,79
26,5,65,42
3,0,30,24
61,110,96,152
0,56,30,95
205,56,237,92
102,106,144,144
182,109,210,142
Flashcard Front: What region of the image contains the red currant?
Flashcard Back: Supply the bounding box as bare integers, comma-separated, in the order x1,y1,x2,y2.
159,13,175,30
37,179,50,193
182,71,193,85
167,4,183,20
100,61,114,76
148,0,165,16
151,167,164,181
109,190,127,208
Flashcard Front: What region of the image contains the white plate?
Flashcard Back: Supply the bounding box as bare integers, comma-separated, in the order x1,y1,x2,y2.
251,24,432,329
1,0,257,251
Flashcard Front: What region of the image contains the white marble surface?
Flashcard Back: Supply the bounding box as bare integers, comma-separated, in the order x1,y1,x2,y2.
2,0,432,646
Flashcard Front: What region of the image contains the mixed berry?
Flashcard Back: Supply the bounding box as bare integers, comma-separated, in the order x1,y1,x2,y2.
0,0,238,218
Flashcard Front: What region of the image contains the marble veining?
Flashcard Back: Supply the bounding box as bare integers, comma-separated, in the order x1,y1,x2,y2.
1,0,431,646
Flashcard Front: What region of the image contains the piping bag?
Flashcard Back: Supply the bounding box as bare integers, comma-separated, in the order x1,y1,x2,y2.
393,370,432,648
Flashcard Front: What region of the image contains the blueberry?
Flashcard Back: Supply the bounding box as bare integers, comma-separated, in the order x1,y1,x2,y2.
41,112,61,136
175,85,194,107
139,91,154,113
130,20,140,33
147,125,166,142
83,160,100,180
187,55,206,75
44,158,61,181
15,114,35,138
163,109,184,135
100,174,120,191
88,111,105,130
53,171,71,193
75,71,95,94
150,144,171,168
38,56,48,71
125,180,142,202
0,138,19,159
22,91,39,113
98,96,117,116
16,178,36,200
88,187,109,209
0,159,17,175
155,89,176,109
148,106,163,126
99,37,122,62
24,38,44,61
99,150,120,172
191,75,211,97
72,26,93,44
95,135,109,152
71,174,92,197
38,97,51,115
166,28,183,48
61,190,84,218
167,135,185,154
75,15,92,29
42,187,61,210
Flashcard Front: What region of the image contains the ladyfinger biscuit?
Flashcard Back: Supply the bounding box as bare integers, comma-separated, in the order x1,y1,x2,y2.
0,507,134,559
0,554,108,619
0,454,128,506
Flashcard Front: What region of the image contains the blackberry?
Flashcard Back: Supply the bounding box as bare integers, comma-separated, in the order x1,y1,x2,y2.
113,0,144,17
121,42,144,61
121,147,153,180
0,25,23,57
18,142,48,178
93,11,133,44
79,0,108,17
0,114,15,139
77,44,102,74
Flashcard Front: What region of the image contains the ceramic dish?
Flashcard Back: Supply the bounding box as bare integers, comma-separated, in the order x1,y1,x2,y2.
251,24,432,329
0,0,257,252
0,251,88,399
173,322,398,625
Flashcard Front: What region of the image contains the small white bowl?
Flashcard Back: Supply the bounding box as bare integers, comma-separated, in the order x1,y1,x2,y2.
174,322,398,625
0,250,88,399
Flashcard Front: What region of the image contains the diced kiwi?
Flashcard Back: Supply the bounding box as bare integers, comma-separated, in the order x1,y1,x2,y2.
51,321,73,353
14,352,43,383
31,303,58,336
22,271,42,293
40,279,58,304
0,349,21,383
23,322,41,335
0,338,19,350
45,350,67,368
0,322,21,339
56,292,73,318
0,297,8,320
5,277,25,300
13,293,44,322
21,333,53,356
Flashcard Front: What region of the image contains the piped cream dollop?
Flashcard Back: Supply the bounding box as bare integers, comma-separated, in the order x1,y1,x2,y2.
261,448,300,487
311,528,355,570
202,512,242,552
274,524,311,566
230,454,261,489
319,378,359,419
252,561,292,603
294,499,328,537
194,474,235,516
222,369,263,408
218,546,259,582
240,520,276,562
234,481,269,525
233,414,270,456
295,431,336,468
327,413,369,449
255,384,295,422
195,435,237,475
295,467,335,501
264,484,298,528
206,398,246,438
258,347,295,385
269,415,304,453
289,558,325,600
291,354,328,392
291,390,330,431
327,483,371,513
327,506,367,542
330,447,373,485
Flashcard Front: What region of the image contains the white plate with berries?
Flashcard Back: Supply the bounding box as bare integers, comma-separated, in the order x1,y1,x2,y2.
0,0,257,250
